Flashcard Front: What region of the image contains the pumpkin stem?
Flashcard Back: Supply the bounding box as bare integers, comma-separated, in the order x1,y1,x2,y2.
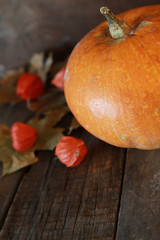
100,6,131,39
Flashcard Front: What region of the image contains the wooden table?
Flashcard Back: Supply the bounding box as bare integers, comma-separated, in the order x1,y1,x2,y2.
0,1,160,239
0,103,160,240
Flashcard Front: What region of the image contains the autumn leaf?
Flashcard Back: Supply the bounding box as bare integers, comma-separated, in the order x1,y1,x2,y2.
0,51,67,105
28,52,53,83
0,68,24,104
28,106,69,150
68,117,81,134
0,125,38,175
0,104,69,175
0,49,77,175
0,51,53,106
27,91,67,114
28,91,81,134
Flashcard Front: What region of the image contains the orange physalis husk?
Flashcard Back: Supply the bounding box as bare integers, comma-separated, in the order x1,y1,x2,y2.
17,73,45,100
11,122,38,152
51,65,66,90
55,136,88,167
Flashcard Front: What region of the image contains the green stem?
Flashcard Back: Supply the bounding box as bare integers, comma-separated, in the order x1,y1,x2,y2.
100,6,131,39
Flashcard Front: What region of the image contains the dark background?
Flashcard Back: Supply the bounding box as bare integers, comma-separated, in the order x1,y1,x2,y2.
0,0,159,70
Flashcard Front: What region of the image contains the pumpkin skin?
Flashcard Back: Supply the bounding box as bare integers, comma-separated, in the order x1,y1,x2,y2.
64,5,160,149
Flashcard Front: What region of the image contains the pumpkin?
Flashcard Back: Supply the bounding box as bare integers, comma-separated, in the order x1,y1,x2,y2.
64,5,160,150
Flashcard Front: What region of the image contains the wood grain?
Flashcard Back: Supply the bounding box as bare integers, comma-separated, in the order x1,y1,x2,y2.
0,102,33,229
0,129,126,239
116,149,160,240
0,170,24,229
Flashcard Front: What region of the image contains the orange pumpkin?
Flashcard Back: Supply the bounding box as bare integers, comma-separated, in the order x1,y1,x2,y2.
64,5,160,150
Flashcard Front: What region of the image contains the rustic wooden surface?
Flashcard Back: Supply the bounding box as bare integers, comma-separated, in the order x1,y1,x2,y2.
0,0,160,239
0,102,33,229
0,103,126,239
116,149,160,240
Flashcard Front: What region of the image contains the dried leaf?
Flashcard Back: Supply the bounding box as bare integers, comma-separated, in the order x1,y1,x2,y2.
32,127,64,151
29,52,53,83
0,125,38,175
0,105,69,175
27,91,67,114
28,106,69,150
0,68,24,104
68,117,81,134
8,152,37,175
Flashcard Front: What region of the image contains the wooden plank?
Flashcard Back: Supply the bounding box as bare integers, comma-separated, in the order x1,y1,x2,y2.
0,102,34,229
0,129,126,240
116,149,160,240
0,170,24,229
0,102,34,127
